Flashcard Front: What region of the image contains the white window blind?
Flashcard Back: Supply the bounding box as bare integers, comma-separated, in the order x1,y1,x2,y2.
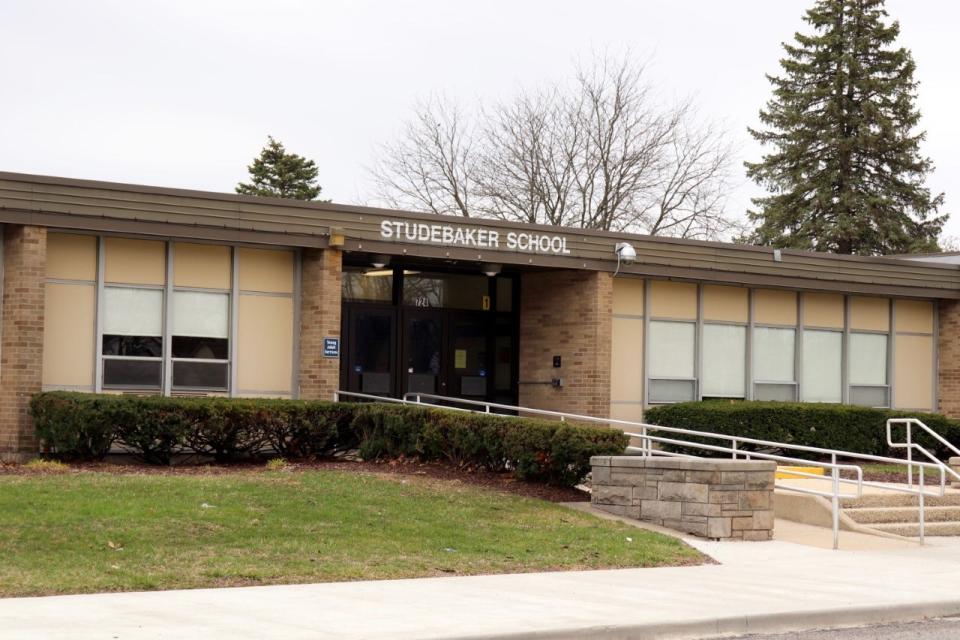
849,333,887,385
753,327,795,382
802,330,842,403
172,291,229,338
702,324,745,397
103,287,163,336
648,321,695,379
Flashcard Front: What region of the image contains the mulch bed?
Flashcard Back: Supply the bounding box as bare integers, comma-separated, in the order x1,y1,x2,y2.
0,457,590,503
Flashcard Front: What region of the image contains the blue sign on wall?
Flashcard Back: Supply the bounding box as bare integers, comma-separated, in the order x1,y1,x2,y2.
323,337,340,358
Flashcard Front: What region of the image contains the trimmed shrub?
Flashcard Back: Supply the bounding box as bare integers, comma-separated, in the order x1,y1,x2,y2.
29,392,627,486
30,392,116,461
644,401,960,460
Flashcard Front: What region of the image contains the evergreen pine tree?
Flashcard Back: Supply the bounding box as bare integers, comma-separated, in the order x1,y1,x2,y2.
236,136,322,201
745,0,946,255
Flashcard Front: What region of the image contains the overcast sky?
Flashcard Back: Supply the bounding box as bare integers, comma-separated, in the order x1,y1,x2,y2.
1,1,957,239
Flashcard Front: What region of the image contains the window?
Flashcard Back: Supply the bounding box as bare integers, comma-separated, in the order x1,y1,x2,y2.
171,291,229,390
101,287,163,389
403,272,488,309
753,327,797,401
341,266,393,302
849,332,889,407
802,330,842,403
702,324,745,398
648,320,696,403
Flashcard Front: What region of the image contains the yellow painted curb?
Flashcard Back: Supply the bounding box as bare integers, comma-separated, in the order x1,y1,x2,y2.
776,466,826,480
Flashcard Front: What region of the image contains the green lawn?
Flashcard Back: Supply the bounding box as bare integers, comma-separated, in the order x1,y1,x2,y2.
0,468,702,597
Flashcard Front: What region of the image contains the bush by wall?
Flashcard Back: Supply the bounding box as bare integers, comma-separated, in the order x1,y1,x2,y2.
644,401,960,460
29,392,627,486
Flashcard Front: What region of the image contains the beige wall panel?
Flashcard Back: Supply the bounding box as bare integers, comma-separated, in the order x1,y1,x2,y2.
174,243,231,289
237,294,293,393
610,403,644,423
849,297,890,332
702,285,748,323
649,280,697,319
42,283,95,387
803,292,844,328
895,299,934,334
104,237,166,285
894,334,933,410
612,278,645,316
238,247,294,293
47,233,96,281
611,317,643,401
754,289,797,326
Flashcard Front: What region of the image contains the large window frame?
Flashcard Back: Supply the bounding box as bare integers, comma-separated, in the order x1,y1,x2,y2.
84,235,298,397
638,283,930,409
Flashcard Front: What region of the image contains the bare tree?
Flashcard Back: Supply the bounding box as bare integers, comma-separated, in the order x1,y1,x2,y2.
643,115,740,240
369,96,475,217
368,54,738,239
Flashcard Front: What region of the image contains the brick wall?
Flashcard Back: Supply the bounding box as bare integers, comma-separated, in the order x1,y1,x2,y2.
938,300,960,418
298,248,342,400
518,269,612,417
0,225,47,461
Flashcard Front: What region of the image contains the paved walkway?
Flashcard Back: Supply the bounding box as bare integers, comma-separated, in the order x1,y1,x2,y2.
2,519,959,639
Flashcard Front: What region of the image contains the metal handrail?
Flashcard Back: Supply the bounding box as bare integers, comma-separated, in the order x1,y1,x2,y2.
397,391,958,548
887,418,960,487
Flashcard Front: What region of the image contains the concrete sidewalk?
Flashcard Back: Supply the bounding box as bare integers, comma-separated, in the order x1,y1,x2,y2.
2,529,959,639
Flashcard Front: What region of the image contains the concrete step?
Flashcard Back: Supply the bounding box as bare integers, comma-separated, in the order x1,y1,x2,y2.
840,493,960,509
869,521,960,537
844,505,960,524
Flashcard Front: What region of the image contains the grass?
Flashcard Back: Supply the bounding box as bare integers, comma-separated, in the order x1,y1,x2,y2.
0,468,702,597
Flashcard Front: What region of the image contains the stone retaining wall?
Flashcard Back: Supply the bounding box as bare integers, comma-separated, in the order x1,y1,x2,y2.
590,456,776,541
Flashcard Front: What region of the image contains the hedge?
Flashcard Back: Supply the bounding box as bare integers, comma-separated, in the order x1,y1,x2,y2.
29,392,627,486
644,401,960,460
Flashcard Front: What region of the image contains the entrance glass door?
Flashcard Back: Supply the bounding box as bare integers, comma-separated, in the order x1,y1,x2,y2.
449,313,489,400
344,306,396,396
403,310,446,396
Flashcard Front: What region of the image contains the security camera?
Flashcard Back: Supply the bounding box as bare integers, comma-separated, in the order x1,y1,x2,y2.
615,242,637,265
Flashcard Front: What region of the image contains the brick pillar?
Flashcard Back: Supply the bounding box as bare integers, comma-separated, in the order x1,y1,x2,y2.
298,248,342,400
518,269,612,417
938,299,960,418
0,225,47,461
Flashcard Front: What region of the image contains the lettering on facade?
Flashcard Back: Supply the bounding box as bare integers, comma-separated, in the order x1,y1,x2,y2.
379,220,572,255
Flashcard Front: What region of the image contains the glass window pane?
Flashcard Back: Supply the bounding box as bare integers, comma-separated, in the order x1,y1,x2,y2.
403,272,488,310
850,385,889,407
172,361,228,389
648,321,695,379
496,278,513,312
849,333,887,385
754,382,797,402
753,327,795,382
172,336,228,360
103,287,163,336
102,335,162,357
702,324,746,397
649,379,696,403
103,359,162,388
342,266,393,302
802,330,842,402
173,291,229,338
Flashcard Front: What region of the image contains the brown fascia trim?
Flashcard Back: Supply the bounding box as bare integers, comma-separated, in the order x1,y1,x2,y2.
4,169,960,300
0,210,327,248
4,169,956,270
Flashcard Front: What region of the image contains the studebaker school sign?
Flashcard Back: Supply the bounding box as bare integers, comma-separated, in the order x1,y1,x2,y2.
380,220,571,255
